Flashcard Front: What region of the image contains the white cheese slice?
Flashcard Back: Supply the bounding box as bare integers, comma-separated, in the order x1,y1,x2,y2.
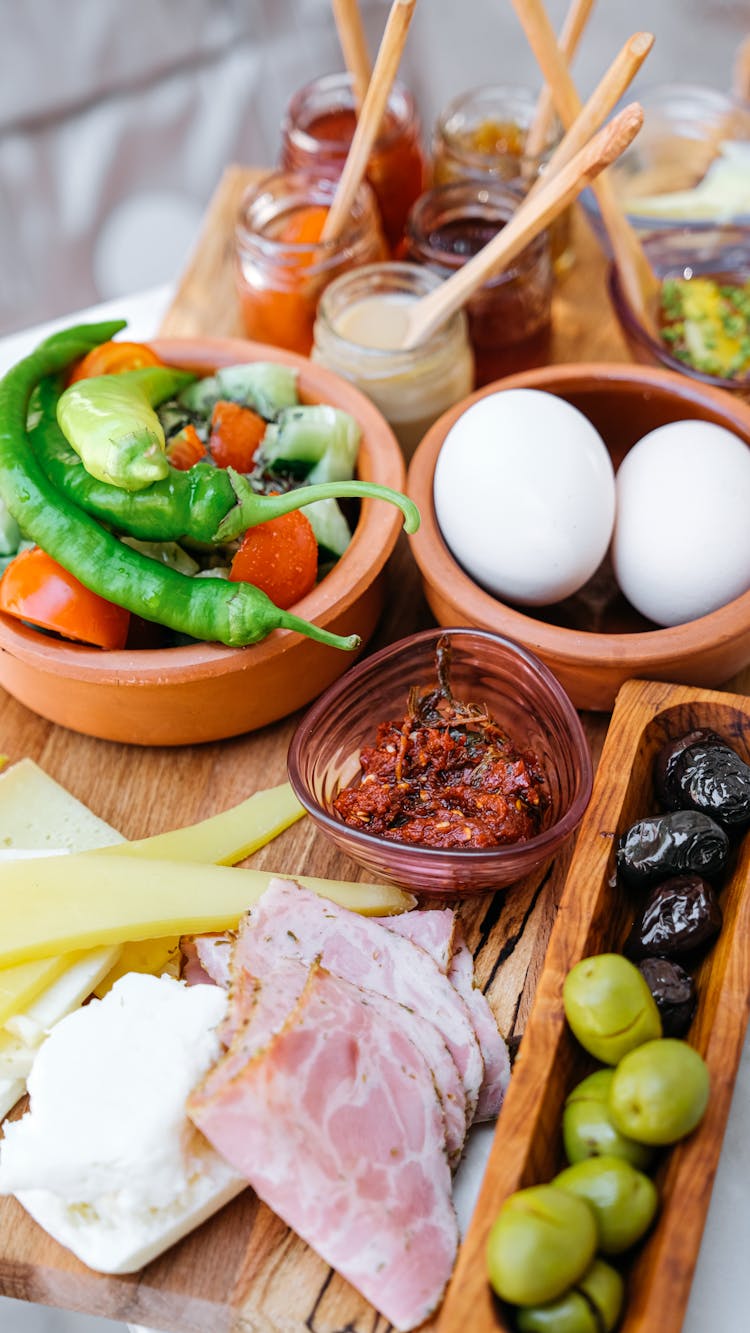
0,973,245,1273
0,759,124,1118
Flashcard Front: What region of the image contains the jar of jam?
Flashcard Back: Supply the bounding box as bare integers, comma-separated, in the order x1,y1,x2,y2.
235,170,386,356
432,85,573,273
280,73,426,253
312,263,475,459
405,181,552,386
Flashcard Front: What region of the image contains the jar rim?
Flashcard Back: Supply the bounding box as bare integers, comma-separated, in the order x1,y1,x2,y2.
315,261,470,371
283,72,418,158
235,170,379,271
406,180,548,284
435,83,556,171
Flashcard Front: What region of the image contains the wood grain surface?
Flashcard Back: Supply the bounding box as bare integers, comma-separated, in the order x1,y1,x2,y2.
0,163,747,1332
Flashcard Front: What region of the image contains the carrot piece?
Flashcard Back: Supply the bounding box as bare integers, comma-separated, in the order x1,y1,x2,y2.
166,424,205,471
208,401,267,472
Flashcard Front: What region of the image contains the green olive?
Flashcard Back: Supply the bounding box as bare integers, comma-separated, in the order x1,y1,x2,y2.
563,1070,653,1169
554,1155,659,1253
609,1038,710,1145
486,1185,597,1306
563,954,662,1064
515,1258,624,1332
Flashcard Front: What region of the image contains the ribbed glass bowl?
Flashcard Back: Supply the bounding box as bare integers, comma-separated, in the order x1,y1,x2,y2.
287,627,592,896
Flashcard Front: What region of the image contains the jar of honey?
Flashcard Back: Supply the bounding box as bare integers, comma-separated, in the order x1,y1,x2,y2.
280,73,426,253
235,171,386,355
312,263,475,459
405,181,552,387
432,85,572,272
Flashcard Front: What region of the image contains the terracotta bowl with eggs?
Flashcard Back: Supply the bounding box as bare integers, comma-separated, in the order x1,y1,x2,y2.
407,363,750,711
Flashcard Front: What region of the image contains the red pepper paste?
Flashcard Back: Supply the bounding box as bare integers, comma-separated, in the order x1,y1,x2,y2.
334,638,548,849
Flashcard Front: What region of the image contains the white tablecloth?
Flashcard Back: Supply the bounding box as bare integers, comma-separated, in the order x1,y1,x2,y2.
1,289,748,1333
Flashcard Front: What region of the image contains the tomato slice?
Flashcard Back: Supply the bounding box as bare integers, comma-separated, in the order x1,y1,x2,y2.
0,548,130,649
229,510,318,610
67,341,165,384
166,424,205,471
208,400,267,472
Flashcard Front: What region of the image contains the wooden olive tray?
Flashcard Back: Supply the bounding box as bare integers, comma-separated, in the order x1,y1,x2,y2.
0,165,748,1331
439,677,750,1333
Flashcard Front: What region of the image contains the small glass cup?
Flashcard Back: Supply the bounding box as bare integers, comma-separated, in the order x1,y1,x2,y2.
405,180,553,386
432,84,573,273
234,170,386,355
280,72,427,253
609,224,750,399
312,261,475,459
288,626,592,896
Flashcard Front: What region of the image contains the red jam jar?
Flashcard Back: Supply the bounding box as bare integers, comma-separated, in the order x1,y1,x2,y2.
405,181,553,387
234,170,386,355
280,72,426,253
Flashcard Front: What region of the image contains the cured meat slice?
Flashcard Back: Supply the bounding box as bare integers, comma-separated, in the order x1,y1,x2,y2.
195,933,234,988
381,911,510,1121
189,964,458,1333
447,929,510,1121
232,878,484,1125
223,949,467,1165
179,937,216,987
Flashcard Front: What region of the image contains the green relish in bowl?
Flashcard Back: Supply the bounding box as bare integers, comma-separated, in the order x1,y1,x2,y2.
659,276,750,382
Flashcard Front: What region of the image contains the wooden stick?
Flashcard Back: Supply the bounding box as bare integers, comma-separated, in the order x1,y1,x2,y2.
733,34,750,103
331,0,372,111
400,102,643,350
508,0,659,329
529,32,654,193
525,0,597,163
321,0,416,243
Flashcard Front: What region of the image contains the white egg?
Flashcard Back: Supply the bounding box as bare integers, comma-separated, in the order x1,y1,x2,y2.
613,420,750,627
433,389,616,606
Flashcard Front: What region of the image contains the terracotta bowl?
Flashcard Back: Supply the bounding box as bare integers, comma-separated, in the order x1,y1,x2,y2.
0,337,406,745
407,363,750,711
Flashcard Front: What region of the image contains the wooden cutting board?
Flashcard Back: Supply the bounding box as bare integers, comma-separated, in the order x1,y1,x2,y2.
0,164,747,1332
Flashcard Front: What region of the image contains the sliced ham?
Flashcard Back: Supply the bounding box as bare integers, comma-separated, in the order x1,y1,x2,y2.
224,945,467,1166
195,933,234,988
179,936,216,988
380,911,511,1122
229,878,484,1127
188,963,458,1333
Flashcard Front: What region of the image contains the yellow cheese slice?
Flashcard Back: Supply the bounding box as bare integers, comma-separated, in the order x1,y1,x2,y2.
0,852,414,967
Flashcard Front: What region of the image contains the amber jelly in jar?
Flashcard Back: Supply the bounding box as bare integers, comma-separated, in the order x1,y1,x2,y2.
432,84,572,273
234,170,386,356
312,263,475,459
406,181,552,387
280,72,426,253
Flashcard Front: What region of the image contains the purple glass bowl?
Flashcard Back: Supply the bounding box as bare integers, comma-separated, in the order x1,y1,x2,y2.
287,627,592,896
608,225,750,399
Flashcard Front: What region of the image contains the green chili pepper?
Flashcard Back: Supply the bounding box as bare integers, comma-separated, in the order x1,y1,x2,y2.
0,322,359,652
57,366,196,491
31,376,420,545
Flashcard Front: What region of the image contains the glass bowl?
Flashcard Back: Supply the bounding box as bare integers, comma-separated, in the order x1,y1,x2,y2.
582,83,750,244
287,627,592,896
608,225,750,398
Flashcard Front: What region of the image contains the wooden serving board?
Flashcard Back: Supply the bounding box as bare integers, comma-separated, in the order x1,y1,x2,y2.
0,164,747,1332
439,678,750,1333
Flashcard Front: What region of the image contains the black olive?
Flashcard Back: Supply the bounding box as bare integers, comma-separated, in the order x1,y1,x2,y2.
616,809,729,889
637,957,697,1037
625,874,722,959
670,744,750,830
655,729,724,808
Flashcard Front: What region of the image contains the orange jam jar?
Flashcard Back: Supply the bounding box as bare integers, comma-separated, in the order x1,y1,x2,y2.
405,181,552,387
234,171,386,355
280,73,426,253
432,85,572,273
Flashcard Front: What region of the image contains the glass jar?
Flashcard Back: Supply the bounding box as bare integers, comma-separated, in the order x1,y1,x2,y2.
432,85,572,273
280,73,427,253
405,181,552,386
235,170,386,355
312,263,475,459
